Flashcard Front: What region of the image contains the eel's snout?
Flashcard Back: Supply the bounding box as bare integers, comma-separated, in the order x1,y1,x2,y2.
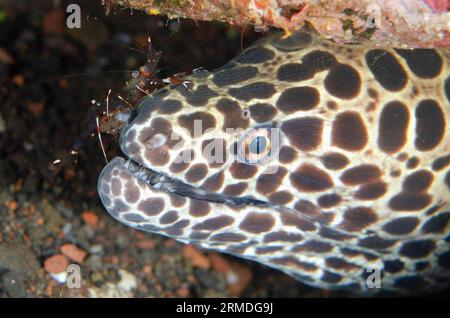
98,157,136,223
97,157,127,217
97,157,176,234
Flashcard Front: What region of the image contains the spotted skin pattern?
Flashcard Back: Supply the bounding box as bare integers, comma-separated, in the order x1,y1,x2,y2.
98,31,450,294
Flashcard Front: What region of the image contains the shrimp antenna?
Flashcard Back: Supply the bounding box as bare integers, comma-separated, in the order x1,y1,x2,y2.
96,117,108,164
106,89,112,117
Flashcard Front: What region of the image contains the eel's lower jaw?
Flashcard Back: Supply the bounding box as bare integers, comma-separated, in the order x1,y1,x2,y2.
124,158,271,208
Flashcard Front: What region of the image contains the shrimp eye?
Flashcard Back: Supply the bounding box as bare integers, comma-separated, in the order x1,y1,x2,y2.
131,70,140,78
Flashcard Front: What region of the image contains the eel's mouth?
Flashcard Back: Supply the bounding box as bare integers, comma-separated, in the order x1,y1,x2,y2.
124,158,271,208
99,156,357,244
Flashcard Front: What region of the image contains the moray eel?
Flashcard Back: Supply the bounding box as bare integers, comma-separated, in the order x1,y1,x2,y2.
98,30,450,294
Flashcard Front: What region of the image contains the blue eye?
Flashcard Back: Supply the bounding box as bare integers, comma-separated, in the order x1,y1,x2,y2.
249,136,267,154
237,124,280,166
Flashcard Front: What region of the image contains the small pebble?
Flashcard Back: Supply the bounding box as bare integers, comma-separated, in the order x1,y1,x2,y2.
44,254,69,274
25,101,45,116
49,271,68,284
56,203,74,218
85,255,103,271
209,253,252,297
176,286,190,297
89,244,104,254
12,74,25,87
117,269,137,292
0,47,14,64
136,239,156,249
60,243,87,263
81,211,99,227
228,263,252,297
23,141,34,151
209,252,231,273
62,223,72,236
183,245,211,269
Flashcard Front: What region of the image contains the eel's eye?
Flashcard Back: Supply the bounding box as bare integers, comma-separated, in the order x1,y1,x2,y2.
238,125,279,165
249,135,267,155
